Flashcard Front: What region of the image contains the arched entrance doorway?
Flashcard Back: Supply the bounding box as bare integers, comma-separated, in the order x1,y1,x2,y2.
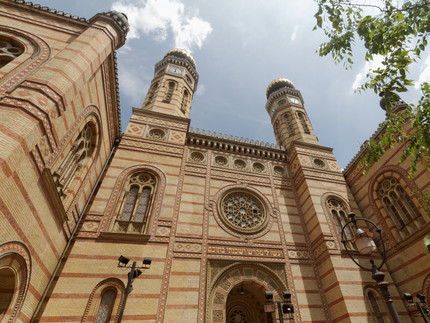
207,262,289,323
226,281,266,323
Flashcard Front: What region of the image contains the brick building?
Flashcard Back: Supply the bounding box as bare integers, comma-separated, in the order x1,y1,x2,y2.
0,1,429,322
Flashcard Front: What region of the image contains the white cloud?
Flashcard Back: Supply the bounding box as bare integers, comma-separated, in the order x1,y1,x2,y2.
415,53,430,89
112,0,212,53
291,25,299,41
195,83,205,96
117,65,148,106
352,55,384,90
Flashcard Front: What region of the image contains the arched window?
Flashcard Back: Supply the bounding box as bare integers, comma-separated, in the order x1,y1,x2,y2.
163,81,175,103
145,81,159,105
53,122,96,198
326,198,355,250
181,89,189,112
377,177,424,239
113,172,156,234
95,289,117,323
82,278,124,323
297,112,310,134
284,113,295,135
365,287,388,323
0,37,24,69
0,250,28,323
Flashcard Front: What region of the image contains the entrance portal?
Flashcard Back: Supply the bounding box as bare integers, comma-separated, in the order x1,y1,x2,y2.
226,281,266,323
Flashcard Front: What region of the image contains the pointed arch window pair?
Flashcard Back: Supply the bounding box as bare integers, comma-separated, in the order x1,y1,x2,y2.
377,177,425,240
113,172,156,234
326,198,356,250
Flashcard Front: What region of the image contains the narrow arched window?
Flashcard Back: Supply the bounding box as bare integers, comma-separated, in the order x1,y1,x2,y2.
297,112,310,134
365,288,388,323
378,177,424,239
53,122,96,198
181,89,189,112
164,81,175,103
326,198,355,250
145,81,159,105
95,289,116,323
114,172,156,234
284,113,295,135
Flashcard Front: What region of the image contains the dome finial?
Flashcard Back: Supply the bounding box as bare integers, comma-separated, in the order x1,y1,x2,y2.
266,78,295,99
164,49,196,70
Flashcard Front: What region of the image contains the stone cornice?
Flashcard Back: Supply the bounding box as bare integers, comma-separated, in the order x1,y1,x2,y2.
186,127,287,161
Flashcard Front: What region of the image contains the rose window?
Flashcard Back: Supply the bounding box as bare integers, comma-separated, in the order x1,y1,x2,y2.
0,38,24,68
220,191,267,233
313,158,325,169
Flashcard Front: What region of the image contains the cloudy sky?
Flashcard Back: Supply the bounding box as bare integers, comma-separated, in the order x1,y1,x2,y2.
37,0,429,168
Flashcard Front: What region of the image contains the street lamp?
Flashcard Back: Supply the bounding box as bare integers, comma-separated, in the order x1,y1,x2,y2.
341,212,401,323
264,290,294,322
404,293,430,322
117,255,152,323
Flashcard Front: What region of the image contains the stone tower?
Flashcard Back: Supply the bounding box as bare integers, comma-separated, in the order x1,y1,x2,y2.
265,78,318,148
141,49,199,118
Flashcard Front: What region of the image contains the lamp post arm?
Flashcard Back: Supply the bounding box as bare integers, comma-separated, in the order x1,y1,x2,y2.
117,261,136,323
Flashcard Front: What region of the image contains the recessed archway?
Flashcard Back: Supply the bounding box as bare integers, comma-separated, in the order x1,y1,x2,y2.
226,281,266,323
207,262,288,323
0,267,15,320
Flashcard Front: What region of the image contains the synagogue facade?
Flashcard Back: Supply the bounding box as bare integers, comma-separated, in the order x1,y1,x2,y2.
0,1,429,322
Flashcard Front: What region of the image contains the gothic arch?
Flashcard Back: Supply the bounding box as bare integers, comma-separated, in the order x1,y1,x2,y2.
51,110,102,212
0,241,31,323
101,164,167,236
363,286,389,322
210,184,276,239
369,166,427,246
206,262,289,323
321,192,351,251
81,278,125,323
0,26,51,93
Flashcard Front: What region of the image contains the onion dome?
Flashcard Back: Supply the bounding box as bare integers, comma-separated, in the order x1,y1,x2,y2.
266,78,295,99
164,49,196,70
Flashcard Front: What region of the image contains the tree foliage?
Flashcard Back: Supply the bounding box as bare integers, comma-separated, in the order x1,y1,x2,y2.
313,0,430,177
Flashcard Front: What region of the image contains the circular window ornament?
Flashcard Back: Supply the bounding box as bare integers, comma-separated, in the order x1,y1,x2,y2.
313,158,325,169
273,166,284,176
215,156,228,166
219,190,268,233
234,159,246,169
252,162,264,172
190,151,204,162
149,128,165,139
